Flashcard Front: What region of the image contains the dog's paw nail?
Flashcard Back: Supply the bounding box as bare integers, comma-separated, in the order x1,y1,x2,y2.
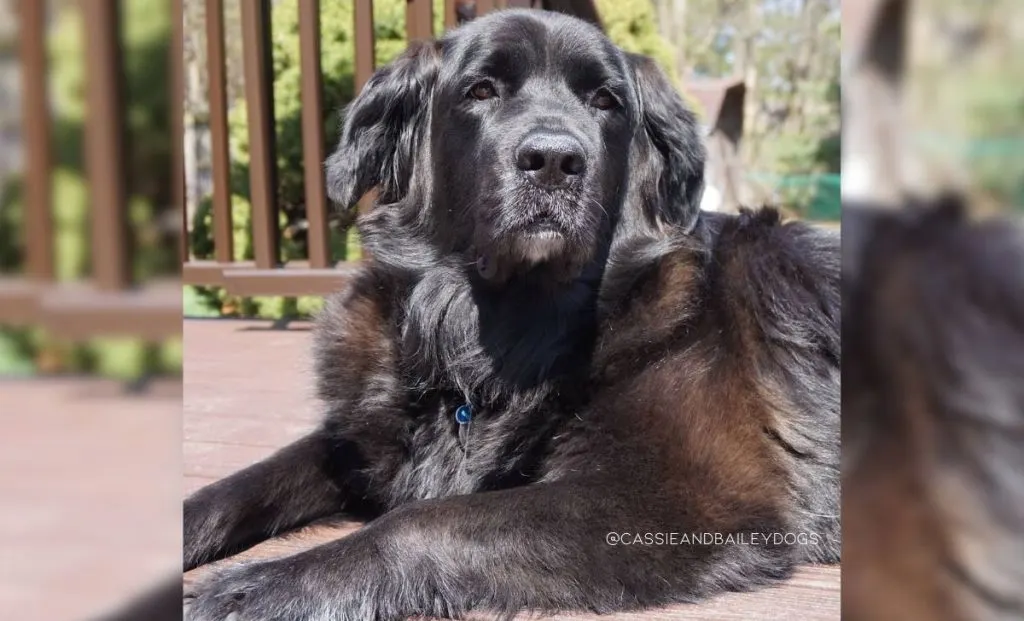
224,612,241,621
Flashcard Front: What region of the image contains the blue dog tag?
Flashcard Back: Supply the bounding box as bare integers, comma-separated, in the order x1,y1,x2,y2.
455,403,473,425
455,403,473,457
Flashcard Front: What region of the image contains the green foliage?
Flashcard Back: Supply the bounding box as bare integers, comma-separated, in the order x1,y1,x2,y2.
0,178,23,271
757,173,840,221
933,77,1024,207
0,330,36,376
596,0,677,81
903,0,1024,208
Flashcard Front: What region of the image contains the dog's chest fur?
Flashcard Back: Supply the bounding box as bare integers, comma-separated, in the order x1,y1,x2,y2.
314,241,709,508
313,261,597,509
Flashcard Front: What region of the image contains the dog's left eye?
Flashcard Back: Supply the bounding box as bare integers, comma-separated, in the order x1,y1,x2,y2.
590,89,618,110
468,81,498,101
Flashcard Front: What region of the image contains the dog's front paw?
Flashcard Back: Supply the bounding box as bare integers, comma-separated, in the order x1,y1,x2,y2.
184,559,312,621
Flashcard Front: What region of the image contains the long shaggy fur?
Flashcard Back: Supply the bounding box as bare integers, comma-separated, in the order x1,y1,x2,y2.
183,10,840,621
843,197,1024,621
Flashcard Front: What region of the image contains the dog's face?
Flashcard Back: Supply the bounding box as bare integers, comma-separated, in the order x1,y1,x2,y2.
327,10,705,284
429,13,635,278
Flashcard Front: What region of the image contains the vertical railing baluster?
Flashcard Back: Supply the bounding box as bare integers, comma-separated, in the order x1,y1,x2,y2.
82,0,131,290
299,0,331,269
173,0,187,263
354,0,376,94
406,0,433,41
18,0,54,281
354,0,376,218
240,0,280,269
444,0,457,30
477,0,495,16
206,0,234,263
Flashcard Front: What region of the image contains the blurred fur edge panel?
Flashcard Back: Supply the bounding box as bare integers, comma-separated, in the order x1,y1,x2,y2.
0,0,183,620
842,0,1024,620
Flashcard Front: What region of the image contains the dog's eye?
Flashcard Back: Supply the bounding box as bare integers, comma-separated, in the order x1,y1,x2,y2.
590,89,618,111
468,81,498,101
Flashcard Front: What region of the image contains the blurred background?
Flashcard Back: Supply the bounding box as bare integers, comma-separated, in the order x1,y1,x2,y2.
842,1,1024,620
0,0,181,378
842,0,1024,209
0,0,182,619
903,0,1024,208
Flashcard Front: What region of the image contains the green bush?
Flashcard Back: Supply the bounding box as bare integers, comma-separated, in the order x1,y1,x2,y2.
596,0,677,81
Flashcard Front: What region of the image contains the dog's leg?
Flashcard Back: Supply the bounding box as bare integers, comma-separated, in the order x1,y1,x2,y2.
184,478,796,620
183,430,350,571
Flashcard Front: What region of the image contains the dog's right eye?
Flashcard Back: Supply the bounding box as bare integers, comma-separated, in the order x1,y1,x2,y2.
590,88,619,111
468,81,498,101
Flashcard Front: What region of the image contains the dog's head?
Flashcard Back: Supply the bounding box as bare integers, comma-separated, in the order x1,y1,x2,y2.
326,9,704,284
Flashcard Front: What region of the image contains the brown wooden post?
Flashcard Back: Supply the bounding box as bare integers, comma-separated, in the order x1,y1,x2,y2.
18,0,54,281
82,0,131,290
173,0,187,263
477,0,495,16
407,0,434,41
206,0,234,263
354,0,376,218
444,0,458,29
240,0,280,269
299,0,331,269
843,0,908,204
354,0,376,93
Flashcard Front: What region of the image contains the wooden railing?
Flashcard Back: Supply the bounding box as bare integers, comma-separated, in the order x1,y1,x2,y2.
0,0,181,340
0,1,601,335
181,0,599,297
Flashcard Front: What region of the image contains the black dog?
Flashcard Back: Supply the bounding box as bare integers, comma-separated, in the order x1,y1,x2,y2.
184,10,840,620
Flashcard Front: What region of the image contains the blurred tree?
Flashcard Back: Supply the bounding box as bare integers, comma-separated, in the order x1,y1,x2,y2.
905,0,1024,208
650,0,841,182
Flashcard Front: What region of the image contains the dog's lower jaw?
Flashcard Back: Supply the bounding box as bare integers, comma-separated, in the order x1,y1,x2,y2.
515,230,569,264
475,230,571,279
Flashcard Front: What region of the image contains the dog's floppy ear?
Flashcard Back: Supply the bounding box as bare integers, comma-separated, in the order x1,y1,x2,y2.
626,53,706,232
325,40,441,210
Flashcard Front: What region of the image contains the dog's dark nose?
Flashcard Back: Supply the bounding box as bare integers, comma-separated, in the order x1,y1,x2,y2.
515,132,586,187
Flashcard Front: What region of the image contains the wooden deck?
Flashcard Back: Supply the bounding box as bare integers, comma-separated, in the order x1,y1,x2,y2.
183,319,840,620
0,378,181,621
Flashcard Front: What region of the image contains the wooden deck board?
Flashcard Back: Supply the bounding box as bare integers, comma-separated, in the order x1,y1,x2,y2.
183,319,840,620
